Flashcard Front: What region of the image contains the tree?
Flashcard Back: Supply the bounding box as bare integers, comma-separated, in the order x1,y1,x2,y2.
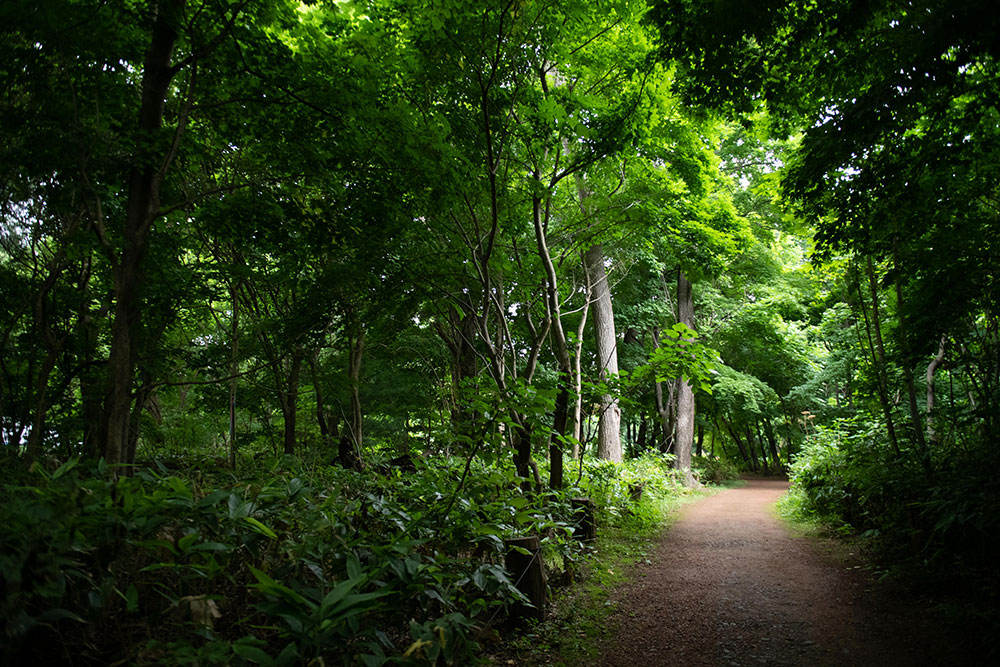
584,243,622,461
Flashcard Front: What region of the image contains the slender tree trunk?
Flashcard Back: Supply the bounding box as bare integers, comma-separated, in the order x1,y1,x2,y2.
892,246,933,475
675,270,697,486
724,417,754,471
510,310,548,489
437,304,479,430
651,328,675,453
339,327,365,469
584,244,622,462
80,302,103,458
229,281,239,469
126,378,154,466
25,293,61,459
926,336,947,446
531,191,570,489
763,420,781,471
25,349,59,460
25,246,73,460
348,329,364,456
102,0,186,470
280,349,304,456
570,270,590,458
862,257,902,456
754,423,769,474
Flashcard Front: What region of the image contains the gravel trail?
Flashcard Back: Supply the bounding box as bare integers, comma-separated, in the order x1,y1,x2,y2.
594,479,966,667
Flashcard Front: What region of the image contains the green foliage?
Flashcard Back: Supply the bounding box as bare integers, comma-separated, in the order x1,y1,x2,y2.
3,0,998,660
576,451,684,528
691,455,741,485
787,419,1000,599
632,323,720,394
785,425,856,529
0,446,708,664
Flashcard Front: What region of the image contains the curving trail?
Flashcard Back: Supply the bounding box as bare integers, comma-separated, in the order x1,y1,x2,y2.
595,479,963,667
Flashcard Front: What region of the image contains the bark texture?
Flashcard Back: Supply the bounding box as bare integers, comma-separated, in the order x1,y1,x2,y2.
675,270,696,486
584,244,622,462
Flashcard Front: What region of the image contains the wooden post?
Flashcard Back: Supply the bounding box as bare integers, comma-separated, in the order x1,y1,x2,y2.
504,535,546,623
571,497,596,542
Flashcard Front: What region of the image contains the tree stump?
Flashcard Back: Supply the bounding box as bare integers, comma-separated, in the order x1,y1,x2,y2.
571,497,596,542
504,535,546,623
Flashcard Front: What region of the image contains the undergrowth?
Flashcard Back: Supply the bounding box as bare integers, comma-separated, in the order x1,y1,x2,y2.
780,420,1000,661
0,450,735,665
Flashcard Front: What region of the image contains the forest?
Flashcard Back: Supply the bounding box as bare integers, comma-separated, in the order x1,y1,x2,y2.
1,0,998,664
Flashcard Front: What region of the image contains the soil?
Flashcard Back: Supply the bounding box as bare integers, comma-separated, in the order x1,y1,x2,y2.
592,478,974,667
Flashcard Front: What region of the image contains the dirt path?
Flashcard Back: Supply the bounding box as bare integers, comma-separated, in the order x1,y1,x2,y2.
594,479,965,667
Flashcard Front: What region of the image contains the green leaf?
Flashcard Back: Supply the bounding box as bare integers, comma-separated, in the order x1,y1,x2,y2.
233,642,276,666
274,642,299,667
320,578,361,615
125,584,139,613
51,457,79,480
346,552,362,580
250,567,309,605
177,533,199,553
243,517,278,539
190,541,232,553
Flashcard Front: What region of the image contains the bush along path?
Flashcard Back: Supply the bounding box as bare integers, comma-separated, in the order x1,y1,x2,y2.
590,478,971,667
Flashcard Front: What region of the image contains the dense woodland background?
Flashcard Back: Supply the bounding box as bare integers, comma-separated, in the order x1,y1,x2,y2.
1,0,998,664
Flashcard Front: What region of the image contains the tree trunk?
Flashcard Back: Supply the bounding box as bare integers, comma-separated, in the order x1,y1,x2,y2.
585,244,622,462
753,423,769,474
724,417,755,471
348,329,365,456
652,328,675,453
892,246,933,476
310,354,332,450
570,269,591,458
550,373,569,489
280,349,304,456
436,304,479,430
504,536,546,623
229,281,239,469
862,257,902,456
79,301,104,458
763,420,781,472
532,191,571,489
339,327,365,469
675,270,697,486
102,0,186,471
926,336,947,446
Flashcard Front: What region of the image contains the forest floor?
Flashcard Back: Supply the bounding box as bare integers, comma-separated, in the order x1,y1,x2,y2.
586,478,975,667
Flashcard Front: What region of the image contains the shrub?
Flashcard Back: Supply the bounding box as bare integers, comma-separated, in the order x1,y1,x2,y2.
691,455,741,484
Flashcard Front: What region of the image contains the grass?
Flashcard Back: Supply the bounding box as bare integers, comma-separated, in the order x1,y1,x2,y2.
485,485,718,666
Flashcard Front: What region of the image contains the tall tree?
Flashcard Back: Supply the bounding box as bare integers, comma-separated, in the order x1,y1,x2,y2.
674,269,696,484
585,243,622,461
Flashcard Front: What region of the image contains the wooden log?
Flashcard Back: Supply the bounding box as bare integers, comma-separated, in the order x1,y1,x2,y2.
504,535,546,623
571,497,596,542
